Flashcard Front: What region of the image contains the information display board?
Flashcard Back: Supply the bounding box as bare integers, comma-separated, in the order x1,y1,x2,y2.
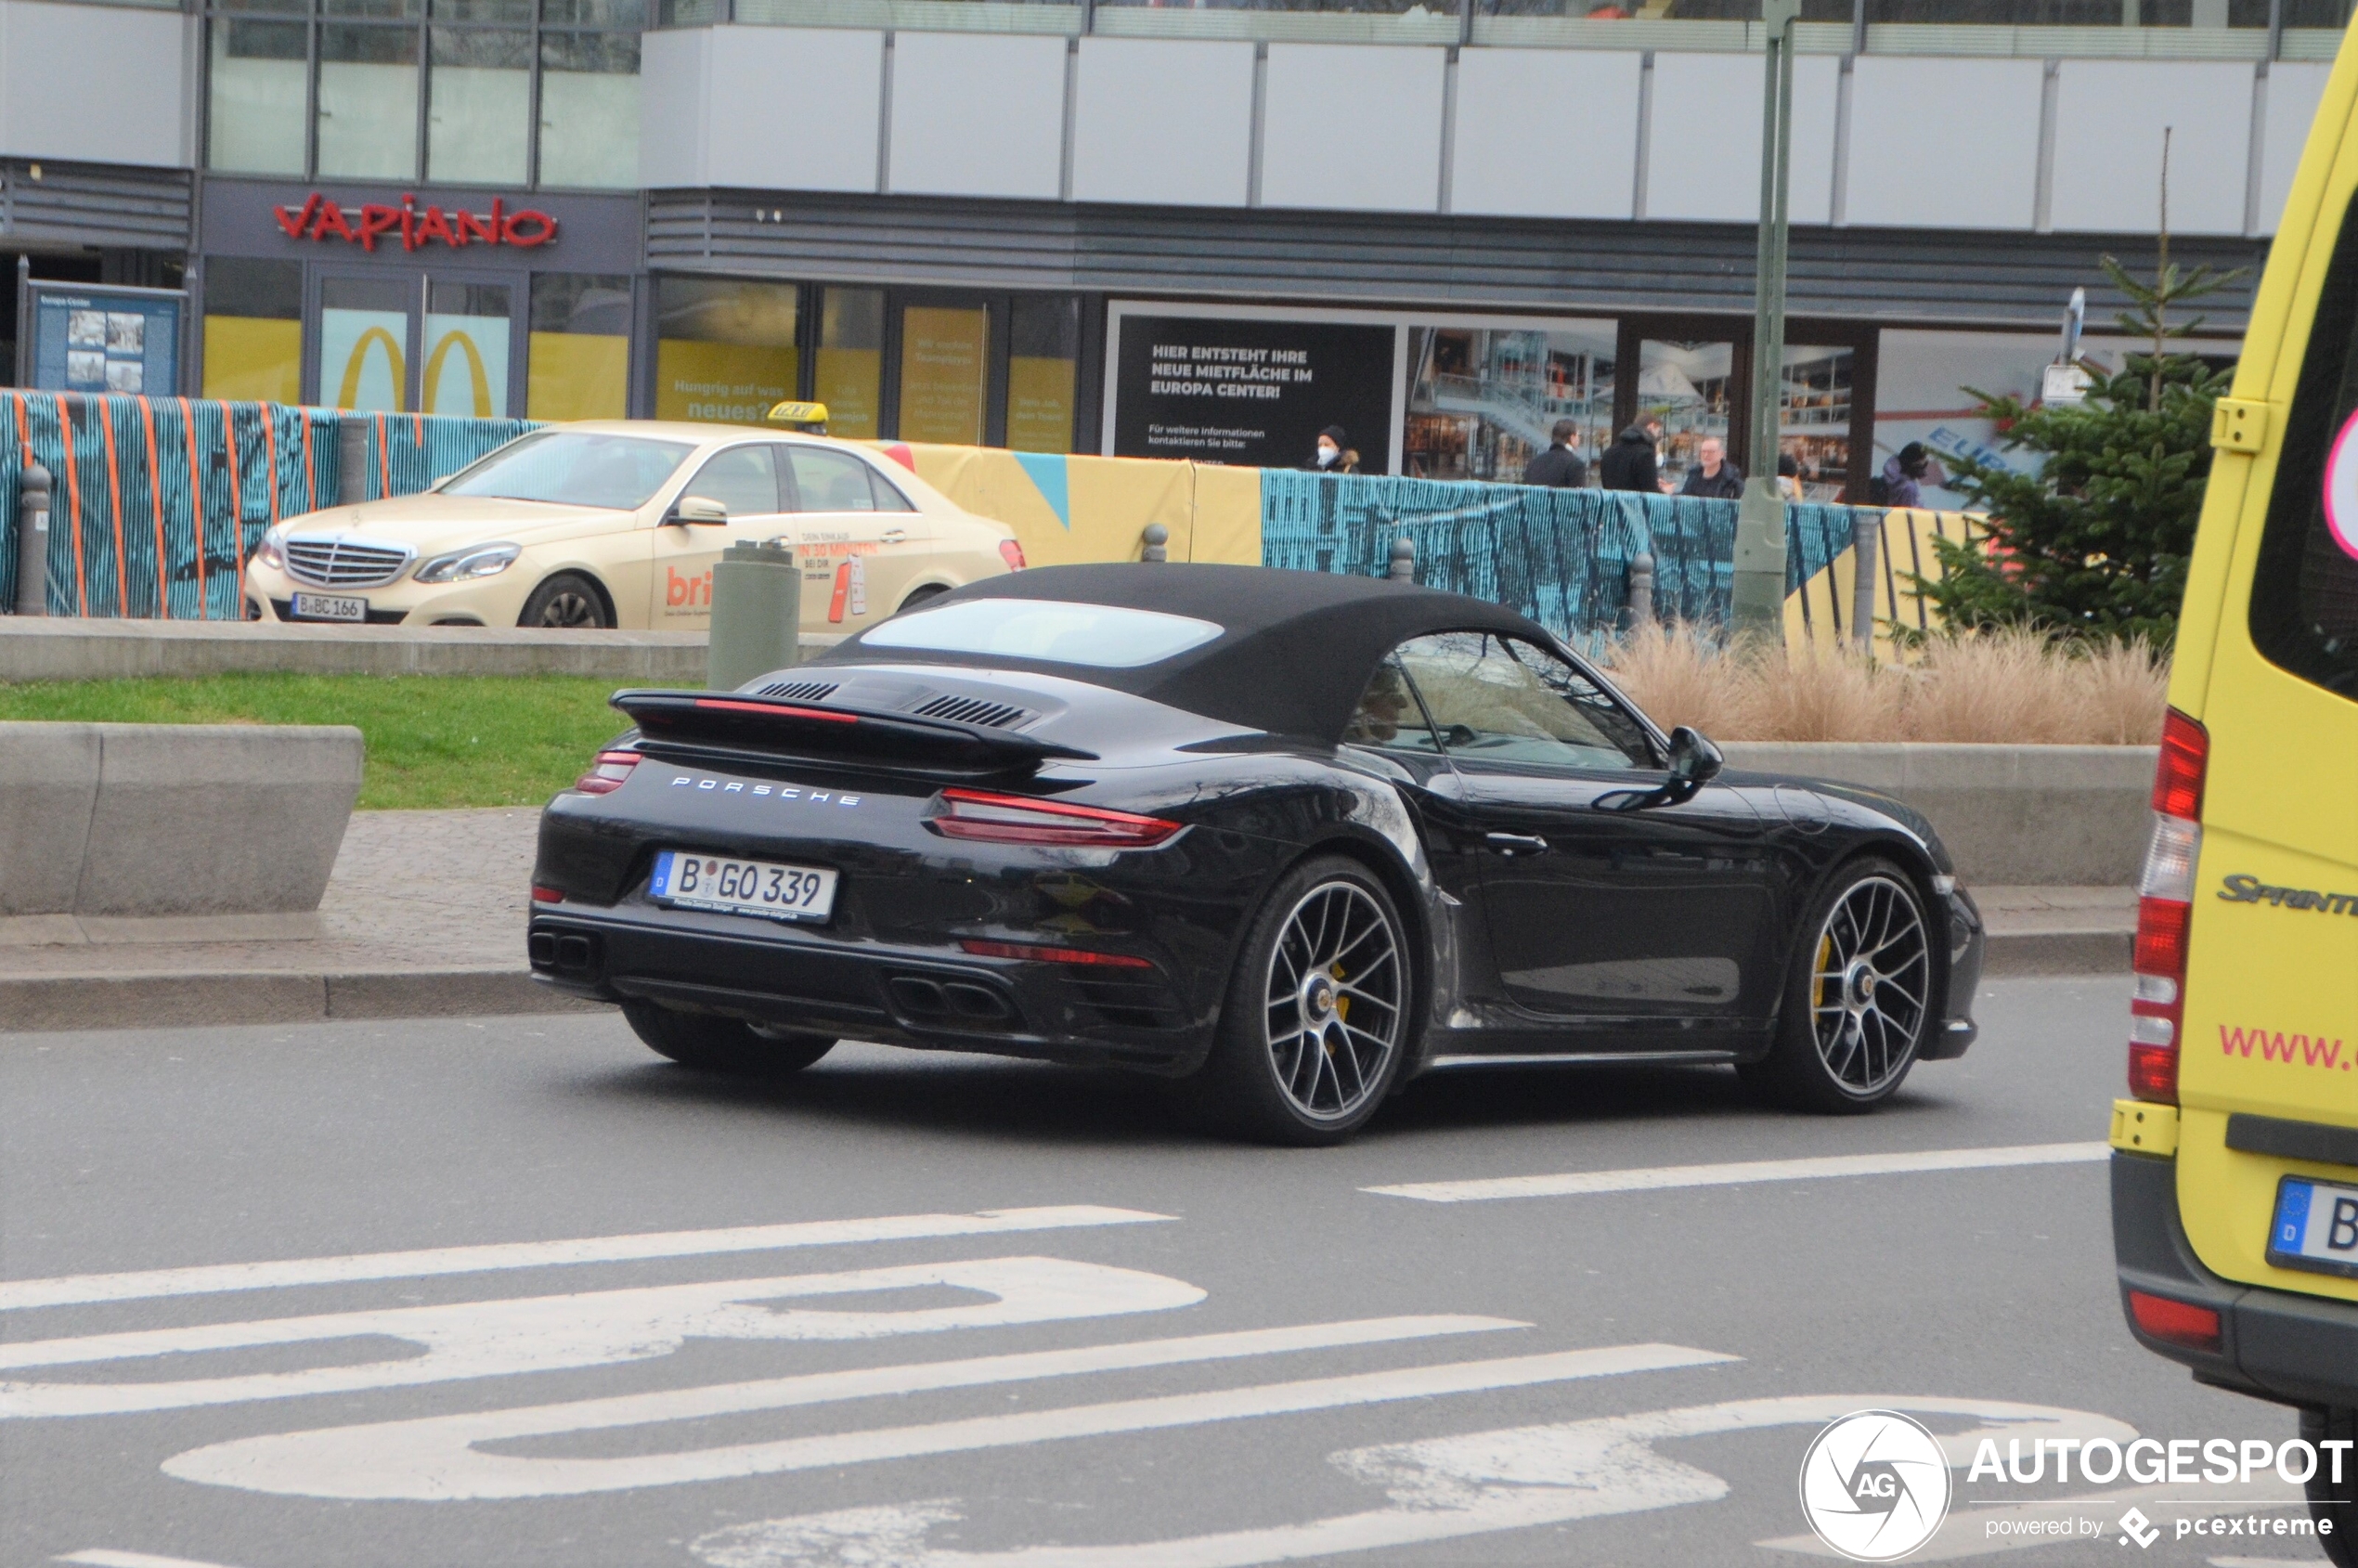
1110,313,1394,473
19,281,184,397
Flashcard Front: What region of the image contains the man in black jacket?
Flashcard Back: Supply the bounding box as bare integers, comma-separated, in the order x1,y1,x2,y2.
1599,418,1664,493
1521,420,1588,487
1677,435,1744,499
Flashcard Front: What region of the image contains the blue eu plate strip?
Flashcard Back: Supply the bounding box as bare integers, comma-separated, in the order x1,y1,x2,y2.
650,852,674,900
2276,1180,2313,1252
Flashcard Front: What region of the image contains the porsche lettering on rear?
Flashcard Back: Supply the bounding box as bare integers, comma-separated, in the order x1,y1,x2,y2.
667,776,862,807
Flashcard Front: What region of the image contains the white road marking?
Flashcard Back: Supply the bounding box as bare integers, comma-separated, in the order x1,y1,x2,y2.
58,1552,250,1568
1756,1481,2306,1561
3,1256,1202,1419
1363,1142,2110,1203
162,1328,1727,1500
685,1394,2127,1568
0,1206,1167,1313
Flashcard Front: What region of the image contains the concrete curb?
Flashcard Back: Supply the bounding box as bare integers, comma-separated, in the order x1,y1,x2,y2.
0,619,715,683
0,968,601,1032
0,929,2124,1032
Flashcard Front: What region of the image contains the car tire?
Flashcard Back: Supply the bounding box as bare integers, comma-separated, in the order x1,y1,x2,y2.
2304,1406,2358,1567
1739,856,1936,1114
519,572,610,629
622,1001,835,1077
1169,855,1413,1147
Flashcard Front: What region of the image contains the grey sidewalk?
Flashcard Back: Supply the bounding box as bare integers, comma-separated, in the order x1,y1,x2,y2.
0,809,2133,1032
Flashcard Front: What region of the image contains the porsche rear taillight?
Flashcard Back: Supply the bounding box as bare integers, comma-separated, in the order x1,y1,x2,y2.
573,749,641,796
927,788,1181,848
2129,708,2207,1105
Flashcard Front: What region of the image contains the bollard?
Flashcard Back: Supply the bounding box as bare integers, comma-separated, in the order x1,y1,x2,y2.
1140,524,1169,563
1626,551,1655,630
13,461,50,616
338,416,370,506
1850,512,1880,650
708,538,806,692
1387,536,1415,582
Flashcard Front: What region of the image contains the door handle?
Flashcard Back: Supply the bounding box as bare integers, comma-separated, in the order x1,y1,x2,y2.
882,528,907,544
1483,832,1549,857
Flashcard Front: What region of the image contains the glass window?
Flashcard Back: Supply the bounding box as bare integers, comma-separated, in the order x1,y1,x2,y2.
538,31,640,189
318,25,421,180
428,28,530,186
202,258,303,404
443,431,693,508
1405,323,1616,484
528,273,631,421
434,0,533,17
543,0,643,21
325,0,422,16
1342,657,1441,754
422,280,512,418
1394,632,1650,771
860,601,1224,667
897,303,988,445
2251,194,2358,702
207,19,307,175
1637,339,1734,496
682,446,783,518
786,447,879,514
319,275,412,412
867,464,915,512
816,287,884,440
654,277,798,425
1780,344,1854,503
1007,295,1079,454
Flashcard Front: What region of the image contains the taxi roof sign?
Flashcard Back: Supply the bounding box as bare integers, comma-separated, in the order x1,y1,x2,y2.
766,401,830,427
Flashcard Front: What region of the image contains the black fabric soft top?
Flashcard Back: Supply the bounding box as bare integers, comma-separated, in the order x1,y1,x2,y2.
812,563,1550,744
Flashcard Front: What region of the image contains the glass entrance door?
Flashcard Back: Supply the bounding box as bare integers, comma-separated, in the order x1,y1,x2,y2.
422,279,513,418
317,275,413,413
896,301,991,446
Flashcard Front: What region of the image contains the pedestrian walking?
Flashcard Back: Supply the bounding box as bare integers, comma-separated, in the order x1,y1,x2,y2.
1877,442,1947,509
1305,426,1360,473
1599,417,1663,494
1678,435,1744,499
1521,420,1589,487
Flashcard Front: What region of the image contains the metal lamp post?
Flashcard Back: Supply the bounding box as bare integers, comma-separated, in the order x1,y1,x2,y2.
1731,0,1803,637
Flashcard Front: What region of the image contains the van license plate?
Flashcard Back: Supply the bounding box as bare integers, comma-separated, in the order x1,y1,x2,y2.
291,592,367,622
2266,1175,2358,1281
649,850,837,924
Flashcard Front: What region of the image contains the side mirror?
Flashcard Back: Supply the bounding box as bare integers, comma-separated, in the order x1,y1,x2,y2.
667,495,729,525
1666,725,1723,788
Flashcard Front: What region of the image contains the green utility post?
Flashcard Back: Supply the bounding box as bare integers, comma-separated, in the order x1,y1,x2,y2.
1731,0,1802,637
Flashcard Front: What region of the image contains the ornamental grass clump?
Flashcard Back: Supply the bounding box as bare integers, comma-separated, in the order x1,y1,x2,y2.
1599,625,2168,746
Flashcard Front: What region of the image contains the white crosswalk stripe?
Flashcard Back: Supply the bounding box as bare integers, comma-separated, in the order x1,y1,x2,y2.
1363,1142,2110,1203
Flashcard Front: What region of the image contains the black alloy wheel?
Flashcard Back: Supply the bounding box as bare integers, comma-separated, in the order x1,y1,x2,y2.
519,572,610,629
2305,1406,2358,1567
1740,856,1934,1113
1172,855,1412,1147
622,1001,836,1077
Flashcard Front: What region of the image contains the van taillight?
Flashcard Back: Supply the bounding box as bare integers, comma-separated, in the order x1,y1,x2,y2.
574,749,641,796
2130,708,2207,1105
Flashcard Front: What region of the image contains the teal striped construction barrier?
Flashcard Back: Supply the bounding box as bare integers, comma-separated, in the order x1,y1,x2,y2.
1261,471,1871,650
0,395,536,621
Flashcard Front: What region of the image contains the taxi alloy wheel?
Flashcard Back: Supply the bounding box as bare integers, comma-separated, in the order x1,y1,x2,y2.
521,571,610,629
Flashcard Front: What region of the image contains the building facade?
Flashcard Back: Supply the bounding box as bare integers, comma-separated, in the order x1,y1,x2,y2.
0,0,2338,504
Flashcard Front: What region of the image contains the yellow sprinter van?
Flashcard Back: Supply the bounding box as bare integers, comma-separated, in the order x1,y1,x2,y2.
2109,19,2358,1560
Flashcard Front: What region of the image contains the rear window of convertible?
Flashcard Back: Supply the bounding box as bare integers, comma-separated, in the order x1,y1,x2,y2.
859,600,1224,667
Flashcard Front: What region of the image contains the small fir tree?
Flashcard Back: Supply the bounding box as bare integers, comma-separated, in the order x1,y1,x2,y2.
1913,134,2246,647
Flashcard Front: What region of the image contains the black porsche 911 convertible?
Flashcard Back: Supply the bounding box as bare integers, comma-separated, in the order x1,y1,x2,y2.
528,563,1984,1144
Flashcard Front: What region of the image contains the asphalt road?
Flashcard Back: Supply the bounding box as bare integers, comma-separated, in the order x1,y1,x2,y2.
0,978,2329,1568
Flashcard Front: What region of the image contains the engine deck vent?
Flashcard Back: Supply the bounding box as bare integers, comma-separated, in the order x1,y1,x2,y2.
755,679,839,702
910,693,1033,730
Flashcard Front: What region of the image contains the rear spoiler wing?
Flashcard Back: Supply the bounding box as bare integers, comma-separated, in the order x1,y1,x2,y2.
610,690,1098,779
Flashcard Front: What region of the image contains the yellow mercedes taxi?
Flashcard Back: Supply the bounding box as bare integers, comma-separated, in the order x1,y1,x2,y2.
241,419,1022,635
2109,19,2358,1561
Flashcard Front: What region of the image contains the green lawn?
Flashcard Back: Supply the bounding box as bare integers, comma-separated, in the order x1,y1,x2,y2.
0,674,635,810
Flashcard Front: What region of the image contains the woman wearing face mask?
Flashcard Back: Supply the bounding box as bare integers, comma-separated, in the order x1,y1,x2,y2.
1305,425,1360,473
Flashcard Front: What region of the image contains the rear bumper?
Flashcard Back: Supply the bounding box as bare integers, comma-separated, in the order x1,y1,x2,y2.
528,903,1214,1075
2112,1148,2358,1408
